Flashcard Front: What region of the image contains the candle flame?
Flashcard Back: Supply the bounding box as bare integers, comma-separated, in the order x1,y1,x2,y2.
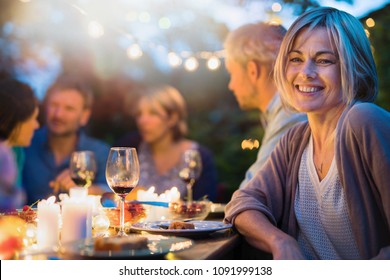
47,196,56,204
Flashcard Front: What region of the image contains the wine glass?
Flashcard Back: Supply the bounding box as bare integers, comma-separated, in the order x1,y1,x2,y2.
105,147,139,236
69,151,97,188
178,149,202,204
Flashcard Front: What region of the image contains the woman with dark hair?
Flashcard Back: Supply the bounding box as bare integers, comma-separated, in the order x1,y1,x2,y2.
0,78,39,206
225,7,390,259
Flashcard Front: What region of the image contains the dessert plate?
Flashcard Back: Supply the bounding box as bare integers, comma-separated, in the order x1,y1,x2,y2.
131,221,232,237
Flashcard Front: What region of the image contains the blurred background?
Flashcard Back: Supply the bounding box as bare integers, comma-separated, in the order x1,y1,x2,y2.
1,0,389,202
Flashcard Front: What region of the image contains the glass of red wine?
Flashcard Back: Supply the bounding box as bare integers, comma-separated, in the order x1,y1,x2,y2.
178,149,202,204
105,147,139,236
69,151,97,188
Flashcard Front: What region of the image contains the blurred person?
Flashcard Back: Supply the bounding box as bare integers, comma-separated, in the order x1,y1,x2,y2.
0,78,39,208
0,143,19,212
23,75,110,204
225,7,390,259
124,84,218,201
224,22,306,189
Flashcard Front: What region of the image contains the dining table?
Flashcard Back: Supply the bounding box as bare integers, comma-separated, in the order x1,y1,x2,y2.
14,206,242,260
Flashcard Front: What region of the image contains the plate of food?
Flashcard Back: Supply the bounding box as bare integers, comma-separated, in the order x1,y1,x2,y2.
60,234,194,259
130,220,232,237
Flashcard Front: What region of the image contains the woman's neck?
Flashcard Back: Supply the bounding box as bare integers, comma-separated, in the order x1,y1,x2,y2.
149,135,178,155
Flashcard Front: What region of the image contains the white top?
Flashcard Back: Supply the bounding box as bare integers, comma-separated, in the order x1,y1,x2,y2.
294,135,361,259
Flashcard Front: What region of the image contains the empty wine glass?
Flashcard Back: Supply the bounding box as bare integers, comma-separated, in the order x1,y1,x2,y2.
105,147,139,236
178,149,202,203
69,151,97,188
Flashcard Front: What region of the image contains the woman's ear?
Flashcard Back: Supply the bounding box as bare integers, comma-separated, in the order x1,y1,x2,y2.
246,60,261,83
168,112,179,127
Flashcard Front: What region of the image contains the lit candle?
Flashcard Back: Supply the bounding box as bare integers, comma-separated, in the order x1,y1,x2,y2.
137,186,181,221
37,196,60,249
61,189,92,244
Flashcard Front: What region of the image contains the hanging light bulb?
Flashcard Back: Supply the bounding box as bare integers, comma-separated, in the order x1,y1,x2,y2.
127,44,143,59
88,21,104,38
168,52,182,67
184,57,199,71
207,56,221,71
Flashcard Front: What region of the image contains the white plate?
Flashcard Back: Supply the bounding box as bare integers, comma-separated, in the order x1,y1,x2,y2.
131,221,232,237
60,235,194,259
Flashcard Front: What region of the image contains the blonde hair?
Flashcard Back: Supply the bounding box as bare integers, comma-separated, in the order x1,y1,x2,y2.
136,85,188,141
274,7,378,111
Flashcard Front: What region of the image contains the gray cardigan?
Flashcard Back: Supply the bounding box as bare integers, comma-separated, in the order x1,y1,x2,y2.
225,102,390,259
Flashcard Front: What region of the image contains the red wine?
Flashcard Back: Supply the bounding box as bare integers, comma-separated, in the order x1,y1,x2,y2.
71,177,87,186
111,185,134,195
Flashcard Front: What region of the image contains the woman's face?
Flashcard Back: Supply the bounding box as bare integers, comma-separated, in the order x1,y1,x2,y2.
10,107,39,146
286,27,344,116
135,99,175,144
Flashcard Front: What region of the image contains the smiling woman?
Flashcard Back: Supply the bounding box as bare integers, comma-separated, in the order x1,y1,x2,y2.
225,6,390,260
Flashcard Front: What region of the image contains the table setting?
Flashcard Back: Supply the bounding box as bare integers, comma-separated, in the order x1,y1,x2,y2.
0,147,236,260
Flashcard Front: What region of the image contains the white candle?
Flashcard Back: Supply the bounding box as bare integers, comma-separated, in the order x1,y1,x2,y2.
37,196,60,249
61,199,92,244
69,187,88,201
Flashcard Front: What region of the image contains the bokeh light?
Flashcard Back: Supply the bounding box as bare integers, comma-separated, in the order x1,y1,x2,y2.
366,17,375,27
271,2,282,13
168,52,182,67
207,56,221,70
184,57,199,71
88,21,104,38
127,44,143,59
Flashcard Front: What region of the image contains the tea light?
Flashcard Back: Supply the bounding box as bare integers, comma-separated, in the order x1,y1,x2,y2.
37,196,60,249
137,187,181,221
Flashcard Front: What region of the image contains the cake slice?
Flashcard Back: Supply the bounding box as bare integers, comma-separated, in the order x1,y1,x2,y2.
168,221,195,230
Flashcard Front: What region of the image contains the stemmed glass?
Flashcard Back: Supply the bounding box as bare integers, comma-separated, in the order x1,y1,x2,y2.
69,151,97,188
178,149,202,203
105,147,139,236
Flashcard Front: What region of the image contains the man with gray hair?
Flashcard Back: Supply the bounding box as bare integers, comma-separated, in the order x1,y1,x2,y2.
224,22,306,189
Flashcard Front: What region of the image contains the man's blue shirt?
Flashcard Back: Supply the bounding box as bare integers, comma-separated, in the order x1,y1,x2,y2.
22,126,111,204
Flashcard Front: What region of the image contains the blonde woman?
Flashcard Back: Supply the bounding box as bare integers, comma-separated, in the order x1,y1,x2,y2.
133,85,217,201
225,7,390,259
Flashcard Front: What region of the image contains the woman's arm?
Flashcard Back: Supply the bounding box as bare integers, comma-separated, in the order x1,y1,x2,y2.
235,210,305,259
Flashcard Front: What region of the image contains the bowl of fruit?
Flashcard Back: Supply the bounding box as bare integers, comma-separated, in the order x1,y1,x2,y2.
169,200,211,221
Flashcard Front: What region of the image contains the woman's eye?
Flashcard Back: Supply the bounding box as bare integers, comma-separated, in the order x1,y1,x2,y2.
317,59,334,65
289,57,302,63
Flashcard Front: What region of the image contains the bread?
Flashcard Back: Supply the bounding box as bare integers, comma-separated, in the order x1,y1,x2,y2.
168,221,195,230
94,236,148,251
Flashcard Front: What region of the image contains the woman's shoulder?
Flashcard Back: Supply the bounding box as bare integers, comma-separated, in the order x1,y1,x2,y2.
343,102,390,127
